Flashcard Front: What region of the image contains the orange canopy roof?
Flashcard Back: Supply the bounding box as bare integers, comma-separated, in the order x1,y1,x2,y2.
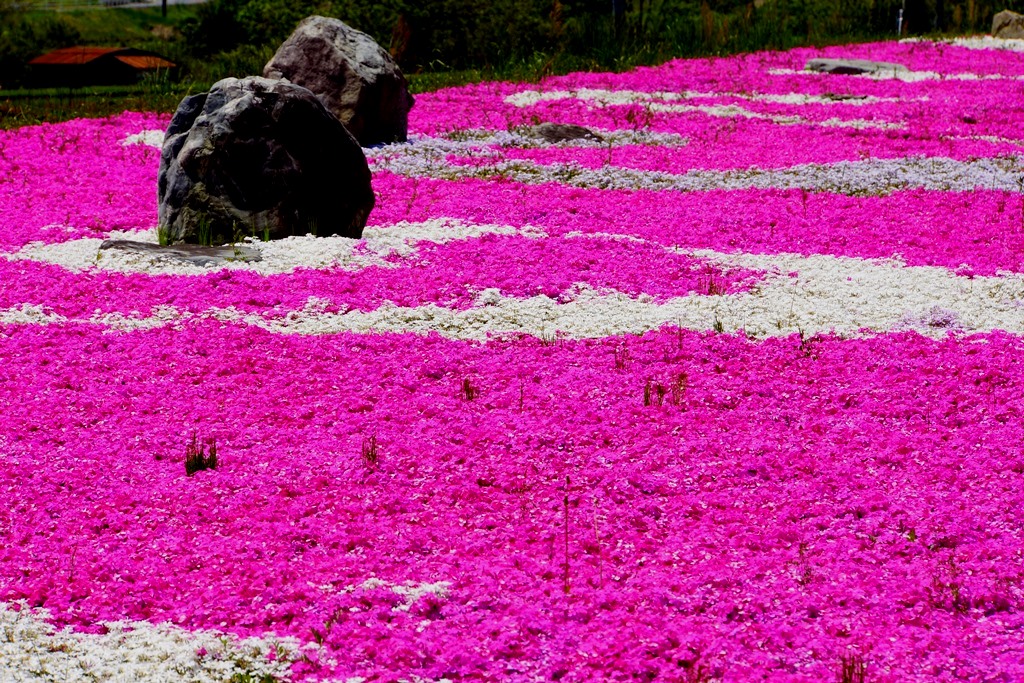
29,47,176,69
29,47,123,65
115,55,176,69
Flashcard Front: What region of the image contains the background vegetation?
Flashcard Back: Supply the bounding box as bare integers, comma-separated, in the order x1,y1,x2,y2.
2,0,1022,127
174,0,1024,78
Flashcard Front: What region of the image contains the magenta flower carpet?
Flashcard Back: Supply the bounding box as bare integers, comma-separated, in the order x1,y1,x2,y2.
2,37,1024,682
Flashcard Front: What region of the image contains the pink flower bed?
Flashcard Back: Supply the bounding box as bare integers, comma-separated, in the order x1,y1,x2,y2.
2,324,1023,681
2,38,1024,682
0,113,165,250
372,175,1024,276
0,235,756,319
410,42,1024,169
487,123,1023,174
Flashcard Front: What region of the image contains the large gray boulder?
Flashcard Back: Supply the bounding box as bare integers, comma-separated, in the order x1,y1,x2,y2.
158,76,374,245
993,10,1024,39
264,16,414,146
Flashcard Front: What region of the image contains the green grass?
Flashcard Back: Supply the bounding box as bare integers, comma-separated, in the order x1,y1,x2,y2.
0,85,197,129
0,82,166,98
21,4,198,45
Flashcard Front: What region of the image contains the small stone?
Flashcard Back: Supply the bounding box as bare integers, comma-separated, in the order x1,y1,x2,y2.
805,58,909,75
525,123,604,143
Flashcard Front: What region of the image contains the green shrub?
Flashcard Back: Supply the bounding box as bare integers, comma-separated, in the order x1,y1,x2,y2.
178,0,1023,80
179,0,247,55
0,6,81,88
10,0,1024,126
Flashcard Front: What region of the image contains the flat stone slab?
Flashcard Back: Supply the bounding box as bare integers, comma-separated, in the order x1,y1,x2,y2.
99,239,262,267
805,58,908,75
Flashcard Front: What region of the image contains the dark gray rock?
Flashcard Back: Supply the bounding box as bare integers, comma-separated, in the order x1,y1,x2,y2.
157,76,374,245
993,10,1024,38
526,123,603,144
264,16,414,146
805,58,908,75
99,239,263,267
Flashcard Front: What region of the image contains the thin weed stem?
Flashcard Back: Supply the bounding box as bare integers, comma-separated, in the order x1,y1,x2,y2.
563,475,571,596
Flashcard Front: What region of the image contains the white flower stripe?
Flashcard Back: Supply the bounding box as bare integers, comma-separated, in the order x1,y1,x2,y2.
121,128,690,153
0,602,299,683
503,87,904,108
8,244,1024,341
371,153,1024,194
6,219,548,276
503,87,902,130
